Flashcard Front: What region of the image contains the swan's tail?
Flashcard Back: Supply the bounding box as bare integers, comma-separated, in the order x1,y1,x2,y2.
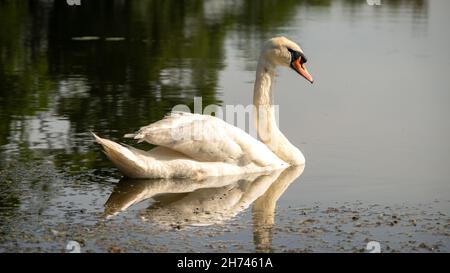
92,133,150,178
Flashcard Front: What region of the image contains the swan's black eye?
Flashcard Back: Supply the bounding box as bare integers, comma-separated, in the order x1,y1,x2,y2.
287,48,307,65
299,53,307,64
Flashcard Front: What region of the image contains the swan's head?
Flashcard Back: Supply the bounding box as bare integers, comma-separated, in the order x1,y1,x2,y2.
261,36,313,83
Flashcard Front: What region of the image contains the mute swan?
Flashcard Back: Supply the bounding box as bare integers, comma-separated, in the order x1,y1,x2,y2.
93,36,313,179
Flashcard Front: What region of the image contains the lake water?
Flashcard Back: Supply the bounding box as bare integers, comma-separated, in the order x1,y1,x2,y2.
0,0,449,252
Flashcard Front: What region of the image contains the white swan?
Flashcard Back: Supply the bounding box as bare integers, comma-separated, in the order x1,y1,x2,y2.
93,36,313,179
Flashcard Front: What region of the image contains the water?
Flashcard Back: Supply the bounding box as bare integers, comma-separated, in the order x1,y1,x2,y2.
0,0,449,252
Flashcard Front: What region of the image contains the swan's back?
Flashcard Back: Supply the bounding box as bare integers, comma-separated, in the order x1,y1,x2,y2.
125,112,283,167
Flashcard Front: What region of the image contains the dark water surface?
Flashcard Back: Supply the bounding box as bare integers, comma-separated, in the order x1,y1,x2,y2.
0,0,449,252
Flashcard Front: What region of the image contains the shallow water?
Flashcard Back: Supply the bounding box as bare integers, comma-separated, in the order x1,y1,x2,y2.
0,0,449,252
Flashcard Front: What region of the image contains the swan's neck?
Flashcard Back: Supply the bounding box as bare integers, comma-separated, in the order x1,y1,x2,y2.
253,60,305,165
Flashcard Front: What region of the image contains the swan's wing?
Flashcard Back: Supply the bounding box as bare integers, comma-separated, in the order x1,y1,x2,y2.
124,112,281,166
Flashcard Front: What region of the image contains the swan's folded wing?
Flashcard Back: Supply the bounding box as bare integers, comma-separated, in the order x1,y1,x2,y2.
124,112,282,166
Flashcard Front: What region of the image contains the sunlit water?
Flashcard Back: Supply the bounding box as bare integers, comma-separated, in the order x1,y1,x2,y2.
0,0,449,252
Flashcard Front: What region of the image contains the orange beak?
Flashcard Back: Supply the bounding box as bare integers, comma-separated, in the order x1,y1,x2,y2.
292,58,314,84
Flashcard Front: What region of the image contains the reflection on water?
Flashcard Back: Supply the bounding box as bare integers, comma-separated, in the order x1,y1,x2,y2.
105,166,304,252
1,0,448,252
252,166,305,252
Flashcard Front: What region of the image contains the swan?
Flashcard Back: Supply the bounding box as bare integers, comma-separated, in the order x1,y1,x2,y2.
93,36,313,179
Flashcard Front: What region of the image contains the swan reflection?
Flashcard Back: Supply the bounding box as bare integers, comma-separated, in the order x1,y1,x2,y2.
105,166,304,252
